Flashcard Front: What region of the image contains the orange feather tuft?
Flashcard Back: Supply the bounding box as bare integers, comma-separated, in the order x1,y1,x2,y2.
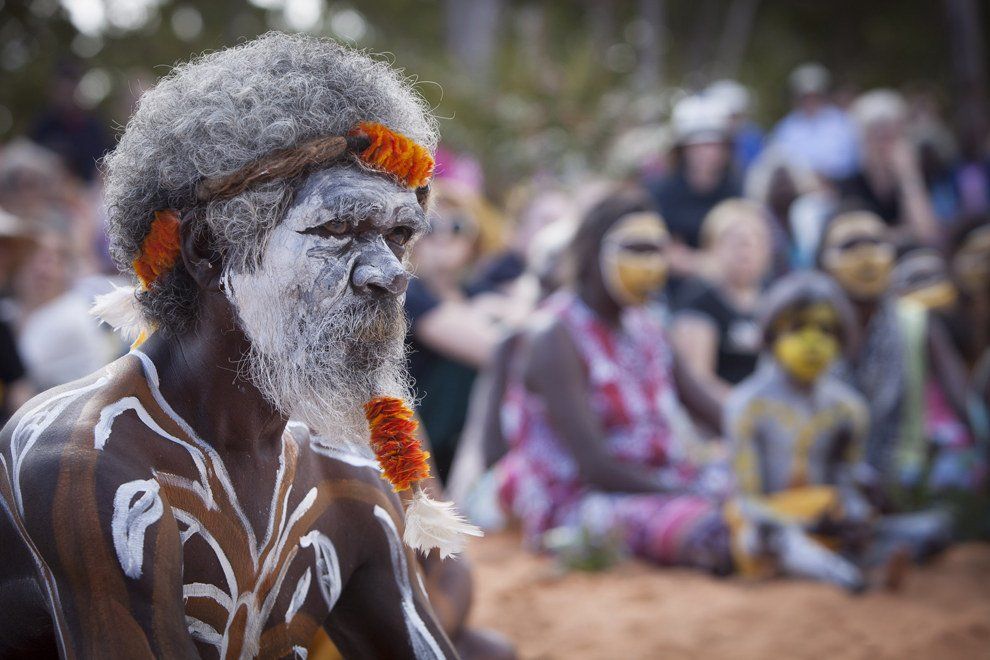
133,210,182,289
364,396,432,492
355,122,434,189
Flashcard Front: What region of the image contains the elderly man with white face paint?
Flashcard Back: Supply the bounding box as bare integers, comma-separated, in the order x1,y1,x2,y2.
0,33,493,659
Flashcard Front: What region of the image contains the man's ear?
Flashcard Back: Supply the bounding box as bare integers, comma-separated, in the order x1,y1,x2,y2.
179,217,223,292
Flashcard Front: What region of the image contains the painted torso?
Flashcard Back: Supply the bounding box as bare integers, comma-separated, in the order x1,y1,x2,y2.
0,351,449,659
726,361,869,495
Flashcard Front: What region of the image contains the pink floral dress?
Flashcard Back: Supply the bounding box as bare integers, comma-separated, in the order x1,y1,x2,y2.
495,292,731,570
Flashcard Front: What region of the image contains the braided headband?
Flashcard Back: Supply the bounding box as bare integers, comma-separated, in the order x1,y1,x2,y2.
132,121,434,290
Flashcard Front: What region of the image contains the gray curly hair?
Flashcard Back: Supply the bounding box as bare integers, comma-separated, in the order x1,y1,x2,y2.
103,32,438,335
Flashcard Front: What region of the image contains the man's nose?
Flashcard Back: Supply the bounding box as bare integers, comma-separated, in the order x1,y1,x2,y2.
351,258,410,296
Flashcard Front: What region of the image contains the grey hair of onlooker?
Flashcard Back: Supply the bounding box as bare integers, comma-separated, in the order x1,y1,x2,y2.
103,31,438,335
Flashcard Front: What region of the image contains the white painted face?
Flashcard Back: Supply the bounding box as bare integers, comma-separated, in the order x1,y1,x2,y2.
227,165,428,449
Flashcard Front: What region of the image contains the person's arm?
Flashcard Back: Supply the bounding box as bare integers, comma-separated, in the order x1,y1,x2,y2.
18,452,196,658
524,321,666,493
927,313,972,429
672,351,724,434
891,139,940,245
479,333,520,467
670,312,733,403
414,300,502,369
325,504,457,659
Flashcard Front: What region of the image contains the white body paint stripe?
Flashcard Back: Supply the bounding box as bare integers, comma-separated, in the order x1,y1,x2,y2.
111,478,163,579
10,376,108,515
308,441,382,471
186,615,223,649
183,582,235,612
373,505,444,660
300,530,342,611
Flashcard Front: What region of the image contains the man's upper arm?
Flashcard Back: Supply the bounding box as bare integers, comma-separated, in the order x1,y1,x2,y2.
17,449,195,659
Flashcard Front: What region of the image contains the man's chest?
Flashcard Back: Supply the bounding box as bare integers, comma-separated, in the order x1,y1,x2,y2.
147,436,352,658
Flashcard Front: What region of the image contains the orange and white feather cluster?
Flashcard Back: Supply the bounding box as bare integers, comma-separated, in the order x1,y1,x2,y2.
91,210,182,346
354,121,434,190
365,396,482,558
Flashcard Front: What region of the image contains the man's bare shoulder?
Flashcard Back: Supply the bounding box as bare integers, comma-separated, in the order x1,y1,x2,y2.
0,353,174,523
288,421,387,485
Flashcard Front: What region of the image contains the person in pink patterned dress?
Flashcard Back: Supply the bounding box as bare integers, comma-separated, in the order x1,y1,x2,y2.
494,190,734,573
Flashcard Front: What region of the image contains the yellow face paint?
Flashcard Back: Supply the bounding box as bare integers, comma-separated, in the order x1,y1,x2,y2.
771,303,841,384
600,213,669,307
822,214,894,301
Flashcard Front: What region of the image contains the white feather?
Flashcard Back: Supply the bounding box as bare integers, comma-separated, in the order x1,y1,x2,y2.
403,487,483,559
90,284,150,341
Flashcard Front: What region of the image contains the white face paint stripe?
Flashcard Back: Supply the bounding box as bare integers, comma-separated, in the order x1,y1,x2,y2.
299,530,342,611
111,479,164,579
10,375,109,515
373,505,444,660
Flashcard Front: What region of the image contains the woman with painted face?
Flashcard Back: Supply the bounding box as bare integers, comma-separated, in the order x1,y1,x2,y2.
493,189,734,573
671,199,772,402
943,218,990,371
819,211,980,504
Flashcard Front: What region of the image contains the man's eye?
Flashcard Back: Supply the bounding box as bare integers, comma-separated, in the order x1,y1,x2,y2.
300,220,349,239
386,226,414,246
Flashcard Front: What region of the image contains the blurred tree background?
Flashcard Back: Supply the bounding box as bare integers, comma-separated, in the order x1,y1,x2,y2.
0,0,987,194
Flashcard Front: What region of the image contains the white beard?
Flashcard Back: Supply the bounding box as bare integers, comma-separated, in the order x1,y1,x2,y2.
226,267,412,453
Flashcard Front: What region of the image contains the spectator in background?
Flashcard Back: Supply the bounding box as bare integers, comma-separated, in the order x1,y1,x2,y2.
672,199,772,402
706,79,764,174
646,95,740,288
29,61,112,182
841,89,940,244
10,228,118,392
0,209,31,421
406,181,516,482
769,63,859,181
745,147,823,274
819,211,979,502
944,218,990,371
469,183,575,296
494,190,731,573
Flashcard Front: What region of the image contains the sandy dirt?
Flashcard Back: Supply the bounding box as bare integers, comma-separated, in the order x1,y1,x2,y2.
467,531,990,660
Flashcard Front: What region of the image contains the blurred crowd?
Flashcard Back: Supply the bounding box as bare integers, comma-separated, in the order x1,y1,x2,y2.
1,60,989,590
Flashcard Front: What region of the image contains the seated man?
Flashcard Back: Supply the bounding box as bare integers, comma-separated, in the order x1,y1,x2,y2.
0,33,470,658
725,272,872,589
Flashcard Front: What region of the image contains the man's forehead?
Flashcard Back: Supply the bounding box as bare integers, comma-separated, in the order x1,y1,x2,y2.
293,165,420,211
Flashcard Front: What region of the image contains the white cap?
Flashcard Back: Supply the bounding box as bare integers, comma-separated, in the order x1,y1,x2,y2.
850,89,908,129
706,79,751,116
789,63,830,96
671,95,731,145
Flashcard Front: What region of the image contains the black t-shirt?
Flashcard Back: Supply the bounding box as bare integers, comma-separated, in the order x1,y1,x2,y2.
838,172,900,225
675,279,761,385
403,279,477,482
645,170,741,248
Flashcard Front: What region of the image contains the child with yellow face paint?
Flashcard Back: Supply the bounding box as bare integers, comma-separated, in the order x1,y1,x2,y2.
724,272,874,590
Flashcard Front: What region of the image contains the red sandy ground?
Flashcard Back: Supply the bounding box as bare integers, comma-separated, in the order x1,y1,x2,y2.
467,531,990,660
